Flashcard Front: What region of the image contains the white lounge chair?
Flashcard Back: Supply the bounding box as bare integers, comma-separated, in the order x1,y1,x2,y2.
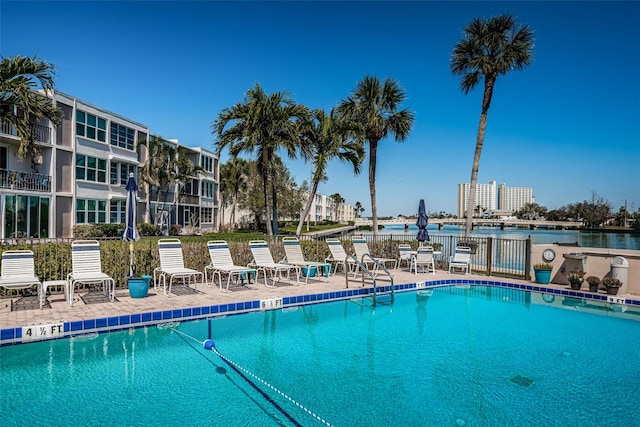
248,240,300,287
352,236,398,276
325,238,357,274
205,240,257,291
410,246,436,275
398,243,413,269
282,237,331,283
0,250,44,308
449,246,472,274
68,240,116,306
155,238,204,296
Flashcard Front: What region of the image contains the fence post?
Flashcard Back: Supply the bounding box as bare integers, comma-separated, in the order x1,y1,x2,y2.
486,237,493,276
525,237,532,281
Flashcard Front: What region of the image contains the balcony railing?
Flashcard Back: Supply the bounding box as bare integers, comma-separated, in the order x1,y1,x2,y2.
1,120,52,144
0,169,51,192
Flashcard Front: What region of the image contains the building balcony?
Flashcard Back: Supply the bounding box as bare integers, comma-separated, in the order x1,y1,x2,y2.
0,169,51,192
1,120,52,144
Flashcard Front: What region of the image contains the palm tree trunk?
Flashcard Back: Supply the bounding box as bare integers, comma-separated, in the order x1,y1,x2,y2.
369,140,378,237
230,198,237,232
271,180,279,236
464,79,494,237
262,167,273,236
296,179,320,237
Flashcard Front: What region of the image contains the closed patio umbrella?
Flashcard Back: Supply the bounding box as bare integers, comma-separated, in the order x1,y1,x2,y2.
416,199,429,243
123,172,140,277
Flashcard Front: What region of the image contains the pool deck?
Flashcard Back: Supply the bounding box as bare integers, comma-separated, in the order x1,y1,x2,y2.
1,268,638,346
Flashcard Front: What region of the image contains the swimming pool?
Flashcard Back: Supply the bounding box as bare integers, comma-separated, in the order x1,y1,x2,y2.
2,285,639,426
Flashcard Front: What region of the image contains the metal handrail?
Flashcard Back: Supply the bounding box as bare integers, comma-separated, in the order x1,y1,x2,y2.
344,253,394,306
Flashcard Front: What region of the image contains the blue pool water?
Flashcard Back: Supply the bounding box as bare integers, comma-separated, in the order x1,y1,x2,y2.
2,286,640,426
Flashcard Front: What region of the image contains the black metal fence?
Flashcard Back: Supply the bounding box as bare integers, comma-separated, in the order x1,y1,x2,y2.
0,233,531,296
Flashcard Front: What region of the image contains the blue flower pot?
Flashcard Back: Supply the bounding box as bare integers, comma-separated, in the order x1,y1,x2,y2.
128,275,151,298
534,269,552,285
302,266,317,277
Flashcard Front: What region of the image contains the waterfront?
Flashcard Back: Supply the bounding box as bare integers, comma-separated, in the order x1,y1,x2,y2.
379,224,640,250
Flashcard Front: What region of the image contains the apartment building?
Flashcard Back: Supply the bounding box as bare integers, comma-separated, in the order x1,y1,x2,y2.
220,190,355,230
0,91,219,238
457,181,534,217
497,183,535,213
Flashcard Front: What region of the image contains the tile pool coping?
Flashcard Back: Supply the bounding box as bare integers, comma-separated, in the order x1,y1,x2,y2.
2,277,638,347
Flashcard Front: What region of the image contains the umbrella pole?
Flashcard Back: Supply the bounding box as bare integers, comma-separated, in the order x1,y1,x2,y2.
129,241,135,277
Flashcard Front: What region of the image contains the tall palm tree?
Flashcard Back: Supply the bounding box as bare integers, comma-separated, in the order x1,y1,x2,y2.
213,83,307,236
295,108,363,236
0,55,62,158
220,156,248,231
338,76,414,237
451,14,534,237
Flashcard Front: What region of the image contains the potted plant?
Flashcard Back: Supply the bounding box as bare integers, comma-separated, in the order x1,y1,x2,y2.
533,263,553,284
126,274,152,298
567,271,585,290
585,276,601,292
602,277,622,295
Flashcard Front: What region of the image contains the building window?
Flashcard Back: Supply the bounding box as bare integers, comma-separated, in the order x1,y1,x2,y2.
110,122,135,150
76,199,107,224
76,154,107,183
201,156,213,172
76,110,107,142
183,178,199,196
201,181,215,198
3,195,49,238
110,199,126,223
201,207,213,223
110,162,137,186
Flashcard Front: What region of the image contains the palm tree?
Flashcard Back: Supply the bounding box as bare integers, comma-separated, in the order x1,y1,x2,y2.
450,14,534,237
330,193,345,222
355,201,364,218
220,157,248,231
338,76,414,237
295,109,363,236
213,83,308,236
0,55,62,158
138,136,202,233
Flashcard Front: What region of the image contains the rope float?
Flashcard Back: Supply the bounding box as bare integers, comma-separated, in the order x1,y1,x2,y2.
169,327,333,427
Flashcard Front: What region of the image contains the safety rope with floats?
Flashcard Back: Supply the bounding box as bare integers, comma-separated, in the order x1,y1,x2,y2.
169,326,333,427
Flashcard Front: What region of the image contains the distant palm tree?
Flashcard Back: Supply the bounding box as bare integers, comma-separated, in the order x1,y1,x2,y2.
295,109,363,236
220,156,248,231
338,76,414,237
139,136,202,233
355,201,364,218
213,83,307,236
0,55,62,158
450,14,534,237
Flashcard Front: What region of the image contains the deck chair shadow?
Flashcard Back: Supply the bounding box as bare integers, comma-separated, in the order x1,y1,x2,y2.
282,237,331,283
205,240,257,291
325,238,357,274
68,240,115,306
154,238,204,296
0,250,44,308
352,236,398,277
449,246,472,274
410,246,436,275
248,240,300,287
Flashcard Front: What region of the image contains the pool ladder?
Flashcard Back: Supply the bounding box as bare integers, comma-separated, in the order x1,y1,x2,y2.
344,254,394,307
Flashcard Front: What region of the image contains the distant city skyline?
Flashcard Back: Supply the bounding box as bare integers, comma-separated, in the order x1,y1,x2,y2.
2,1,638,216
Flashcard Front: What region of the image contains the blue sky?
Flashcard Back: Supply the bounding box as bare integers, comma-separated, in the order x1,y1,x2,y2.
2,1,639,217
